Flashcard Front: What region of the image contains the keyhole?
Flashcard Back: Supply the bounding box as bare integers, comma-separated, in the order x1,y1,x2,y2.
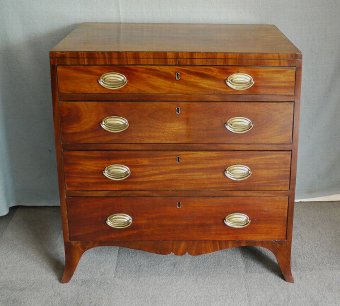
175,72,181,80
176,156,181,163
176,107,181,115
177,201,182,208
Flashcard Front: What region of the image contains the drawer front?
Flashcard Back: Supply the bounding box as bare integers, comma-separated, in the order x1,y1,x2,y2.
63,151,291,191
60,102,294,144
57,66,295,95
67,196,288,241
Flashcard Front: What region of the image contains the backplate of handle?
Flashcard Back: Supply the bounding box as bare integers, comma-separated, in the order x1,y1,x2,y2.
106,213,132,229
103,164,131,181
100,116,129,133
226,73,254,91
98,72,128,90
225,117,253,134
224,165,252,181
224,213,250,228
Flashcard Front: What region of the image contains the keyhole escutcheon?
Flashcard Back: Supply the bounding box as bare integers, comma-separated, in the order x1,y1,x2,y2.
176,156,181,163
175,72,181,80
177,201,182,208
176,107,181,115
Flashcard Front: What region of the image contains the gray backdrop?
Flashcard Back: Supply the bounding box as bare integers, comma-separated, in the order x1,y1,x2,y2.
1,0,340,215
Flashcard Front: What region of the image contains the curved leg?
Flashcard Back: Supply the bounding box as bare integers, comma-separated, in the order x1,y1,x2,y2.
268,242,294,283
61,242,86,283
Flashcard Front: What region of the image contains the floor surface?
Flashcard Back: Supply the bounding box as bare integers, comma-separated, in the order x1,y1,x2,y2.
0,202,339,306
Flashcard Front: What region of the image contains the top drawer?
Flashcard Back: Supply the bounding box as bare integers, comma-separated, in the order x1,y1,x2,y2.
57,66,295,96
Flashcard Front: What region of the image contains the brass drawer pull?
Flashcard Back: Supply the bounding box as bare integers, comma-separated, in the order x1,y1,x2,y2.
225,165,252,181
225,117,253,134
103,164,131,181
224,213,250,228
106,213,132,229
226,73,254,91
98,72,128,90
101,116,129,133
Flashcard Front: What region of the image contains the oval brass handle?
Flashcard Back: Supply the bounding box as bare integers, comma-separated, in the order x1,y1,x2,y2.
101,116,129,133
225,117,253,134
103,164,131,181
106,213,132,229
98,72,128,90
224,213,250,228
226,73,254,91
224,165,252,181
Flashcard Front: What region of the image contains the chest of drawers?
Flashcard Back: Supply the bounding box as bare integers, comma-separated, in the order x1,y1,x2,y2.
50,23,302,283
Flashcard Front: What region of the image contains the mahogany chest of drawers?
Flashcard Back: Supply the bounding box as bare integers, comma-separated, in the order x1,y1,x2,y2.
50,23,302,283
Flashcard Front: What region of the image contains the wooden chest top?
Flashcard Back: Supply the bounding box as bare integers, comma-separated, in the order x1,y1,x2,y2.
50,23,301,60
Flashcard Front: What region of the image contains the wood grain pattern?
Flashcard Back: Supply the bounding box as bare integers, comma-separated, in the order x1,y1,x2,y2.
66,190,290,197
60,101,294,145
52,57,299,67
50,64,70,242
50,23,301,283
61,242,86,283
59,93,295,102
67,196,288,241
63,151,291,191
62,143,293,151
57,66,295,96
60,240,293,282
50,23,301,60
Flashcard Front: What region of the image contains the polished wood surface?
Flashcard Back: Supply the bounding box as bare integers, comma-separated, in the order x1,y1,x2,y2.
60,102,294,144
61,240,293,283
63,151,291,191
50,64,70,242
58,65,295,96
63,143,293,151
51,23,301,60
66,190,290,197
67,196,288,241
50,23,301,283
53,57,299,67
60,93,295,102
